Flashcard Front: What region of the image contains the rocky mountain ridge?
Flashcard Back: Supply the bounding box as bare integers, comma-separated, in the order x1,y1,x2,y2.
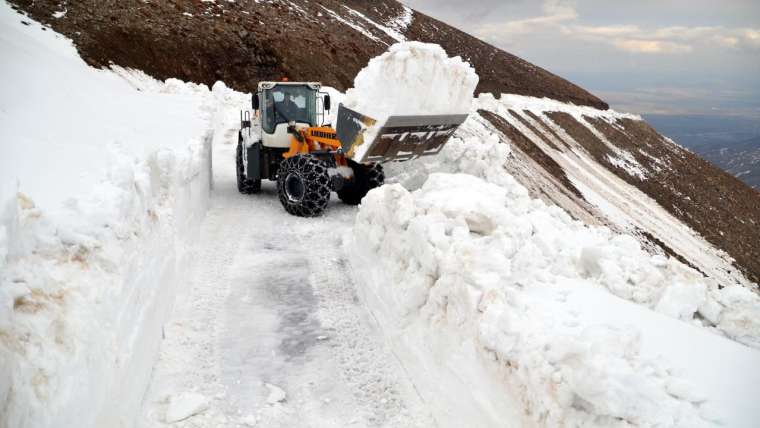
9,0,606,108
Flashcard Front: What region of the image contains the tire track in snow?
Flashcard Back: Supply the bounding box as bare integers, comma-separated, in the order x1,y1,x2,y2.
303,227,434,427
138,133,433,427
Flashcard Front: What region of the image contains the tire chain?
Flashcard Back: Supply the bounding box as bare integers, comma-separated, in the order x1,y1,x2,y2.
277,154,331,217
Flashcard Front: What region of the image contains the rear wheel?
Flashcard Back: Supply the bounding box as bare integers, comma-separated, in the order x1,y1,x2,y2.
277,154,331,217
337,161,384,205
236,138,261,194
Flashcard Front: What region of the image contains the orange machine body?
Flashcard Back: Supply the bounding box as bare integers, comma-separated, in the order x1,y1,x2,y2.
283,126,348,166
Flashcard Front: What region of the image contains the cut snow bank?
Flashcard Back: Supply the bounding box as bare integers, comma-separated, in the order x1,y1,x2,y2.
0,5,229,427
342,42,478,161
350,173,760,427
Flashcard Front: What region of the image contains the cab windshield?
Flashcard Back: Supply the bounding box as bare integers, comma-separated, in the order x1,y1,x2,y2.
261,85,317,133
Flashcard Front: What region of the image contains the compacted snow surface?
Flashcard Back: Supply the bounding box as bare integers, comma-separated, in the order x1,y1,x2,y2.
136,94,434,428
3,5,760,428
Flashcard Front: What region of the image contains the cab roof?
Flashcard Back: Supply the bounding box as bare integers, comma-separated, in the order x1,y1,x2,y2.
257,81,321,90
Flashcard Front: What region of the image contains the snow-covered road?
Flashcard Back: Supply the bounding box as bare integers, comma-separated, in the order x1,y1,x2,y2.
138,132,434,427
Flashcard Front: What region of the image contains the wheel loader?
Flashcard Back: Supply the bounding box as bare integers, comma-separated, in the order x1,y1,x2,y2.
237,81,468,217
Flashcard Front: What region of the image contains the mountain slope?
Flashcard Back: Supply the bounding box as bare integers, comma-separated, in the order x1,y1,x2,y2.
8,0,606,109
8,0,759,286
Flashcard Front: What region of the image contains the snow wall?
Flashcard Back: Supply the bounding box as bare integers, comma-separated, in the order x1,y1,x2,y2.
349,174,758,427
0,127,214,428
0,5,220,427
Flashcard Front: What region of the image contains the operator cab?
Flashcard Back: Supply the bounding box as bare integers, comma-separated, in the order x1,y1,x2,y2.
253,82,331,148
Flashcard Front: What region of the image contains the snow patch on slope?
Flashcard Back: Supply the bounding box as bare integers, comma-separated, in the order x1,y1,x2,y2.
465,93,756,293
485,93,641,121
342,6,406,42
478,94,648,180
318,5,381,44
387,5,414,33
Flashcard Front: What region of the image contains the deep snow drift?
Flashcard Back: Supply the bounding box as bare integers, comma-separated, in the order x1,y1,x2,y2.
350,173,760,427
342,42,478,161
0,4,218,427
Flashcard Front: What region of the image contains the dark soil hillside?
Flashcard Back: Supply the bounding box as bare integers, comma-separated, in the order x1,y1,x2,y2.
8,0,606,109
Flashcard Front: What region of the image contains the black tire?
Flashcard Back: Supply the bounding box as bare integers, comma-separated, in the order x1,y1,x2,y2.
277,154,331,217
337,161,384,205
236,138,261,194
368,162,385,189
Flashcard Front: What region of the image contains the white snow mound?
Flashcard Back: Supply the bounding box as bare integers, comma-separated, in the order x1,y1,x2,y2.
351,172,760,427
165,392,210,423
265,383,287,404
344,41,478,118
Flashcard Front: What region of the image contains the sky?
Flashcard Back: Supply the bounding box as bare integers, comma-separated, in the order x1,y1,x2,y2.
402,0,760,118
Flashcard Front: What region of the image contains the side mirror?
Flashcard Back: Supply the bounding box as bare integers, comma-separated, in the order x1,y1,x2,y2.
252,93,259,111
323,94,331,111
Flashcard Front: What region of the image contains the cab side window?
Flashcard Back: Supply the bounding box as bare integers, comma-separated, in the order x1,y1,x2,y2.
262,91,276,133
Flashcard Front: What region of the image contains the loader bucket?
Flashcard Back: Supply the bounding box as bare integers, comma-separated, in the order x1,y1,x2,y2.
336,104,469,164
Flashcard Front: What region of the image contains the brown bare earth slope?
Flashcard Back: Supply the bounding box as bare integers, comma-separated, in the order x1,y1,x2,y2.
8,0,606,108
545,112,760,284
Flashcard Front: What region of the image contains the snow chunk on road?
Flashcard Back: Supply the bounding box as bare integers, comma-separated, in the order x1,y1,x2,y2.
265,383,287,404
350,172,760,427
165,392,210,423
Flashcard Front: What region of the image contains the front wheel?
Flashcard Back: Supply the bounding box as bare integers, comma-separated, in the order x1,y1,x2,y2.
337,161,384,205
277,155,331,217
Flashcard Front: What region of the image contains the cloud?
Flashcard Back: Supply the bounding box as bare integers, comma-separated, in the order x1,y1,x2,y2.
476,1,576,38
613,39,693,54
595,86,760,118
605,26,760,54
541,0,576,17
742,29,760,48
473,0,760,55
570,25,639,37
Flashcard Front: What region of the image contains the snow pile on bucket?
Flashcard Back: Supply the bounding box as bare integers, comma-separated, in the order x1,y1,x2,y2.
350,172,760,427
343,42,477,117
342,42,478,160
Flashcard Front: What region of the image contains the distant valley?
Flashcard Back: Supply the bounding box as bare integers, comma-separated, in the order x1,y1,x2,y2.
646,114,760,190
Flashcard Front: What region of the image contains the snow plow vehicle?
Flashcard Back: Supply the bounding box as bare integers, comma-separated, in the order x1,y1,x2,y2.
237,81,468,217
